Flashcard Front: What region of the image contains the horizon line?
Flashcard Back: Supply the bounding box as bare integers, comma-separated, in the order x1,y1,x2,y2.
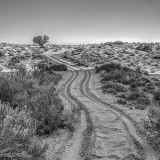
0,40,160,45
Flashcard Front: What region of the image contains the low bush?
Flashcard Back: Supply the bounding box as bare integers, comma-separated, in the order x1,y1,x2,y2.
0,103,46,159
117,93,126,99
96,62,153,109
36,60,68,72
0,67,75,135
0,65,78,158
137,97,150,106
127,91,142,101
32,54,44,60
145,83,155,90
153,90,160,101
135,104,146,110
121,78,132,85
117,99,127,105
143,87,149,93
10,56,20,63
102,82,126,93
105,88,117,95
95,62,121,73
49,64,68,71
130,82,138,88
0,51,4,57
101,70,125,83
144,101,160,147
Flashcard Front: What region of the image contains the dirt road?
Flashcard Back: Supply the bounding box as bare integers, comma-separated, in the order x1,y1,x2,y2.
44,54,158,160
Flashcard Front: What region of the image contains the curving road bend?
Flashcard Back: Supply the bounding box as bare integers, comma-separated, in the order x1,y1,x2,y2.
55,70,92,160
44,54,158,160
82,70,158,160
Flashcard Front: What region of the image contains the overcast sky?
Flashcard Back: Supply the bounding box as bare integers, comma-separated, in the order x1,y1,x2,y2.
0,0,160,44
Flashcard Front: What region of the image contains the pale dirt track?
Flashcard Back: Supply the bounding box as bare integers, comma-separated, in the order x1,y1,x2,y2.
44,54,158,160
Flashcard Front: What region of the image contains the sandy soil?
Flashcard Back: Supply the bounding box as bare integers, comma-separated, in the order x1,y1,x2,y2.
87,70,158,160
89,70,149,123
40,55,158,160
72,71,139,160
61,111,87,160
46,69,89,160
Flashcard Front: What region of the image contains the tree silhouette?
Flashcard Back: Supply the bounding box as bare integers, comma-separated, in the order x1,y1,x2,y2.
33,35,49,48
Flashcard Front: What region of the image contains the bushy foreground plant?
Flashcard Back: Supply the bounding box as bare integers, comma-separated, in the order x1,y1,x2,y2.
0,67,78,158
140,101,160,150
0,103,46,159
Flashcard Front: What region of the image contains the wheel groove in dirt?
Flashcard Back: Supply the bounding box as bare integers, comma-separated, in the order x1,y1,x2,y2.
44,54,93,160
44,54,158,160
62,70,94,160
51,70,77,160
82,69,158,160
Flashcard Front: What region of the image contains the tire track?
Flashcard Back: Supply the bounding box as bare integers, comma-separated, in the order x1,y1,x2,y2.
44,54,93,160
82,69,158,160
62,70,93,160
44,54,158,160
51,70,76,160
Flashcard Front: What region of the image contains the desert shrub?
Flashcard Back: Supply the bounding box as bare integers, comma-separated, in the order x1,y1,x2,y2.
143,87,149,93
144,101,160,147
153,90,160,101
105,88,117,95
32,69,62,85
10,56,20,63
127,91,142,101
129,78,147,89
36,60,68,72
121,78,132,85
101,70,126,83
32,54,44,60
130,82,138,88
145,82,155,90
152,55,160,59
135,80,147,87
143,70,149,75
114,41,124,45
117,99,127,105
136,43,153,52
49,64,68,71
117,93,126,99
95,62,121,73
0,67,75,138
152,80,160,87
151,78,159,82
0,103,47,159
102,82,126,93
149,89,156,94
137,97,150,106
149,101,160,131
135,104,147,110
35,60,50,71
0,51,4,57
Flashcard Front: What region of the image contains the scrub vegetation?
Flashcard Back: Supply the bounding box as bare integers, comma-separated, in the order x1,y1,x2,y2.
0,67,76,159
